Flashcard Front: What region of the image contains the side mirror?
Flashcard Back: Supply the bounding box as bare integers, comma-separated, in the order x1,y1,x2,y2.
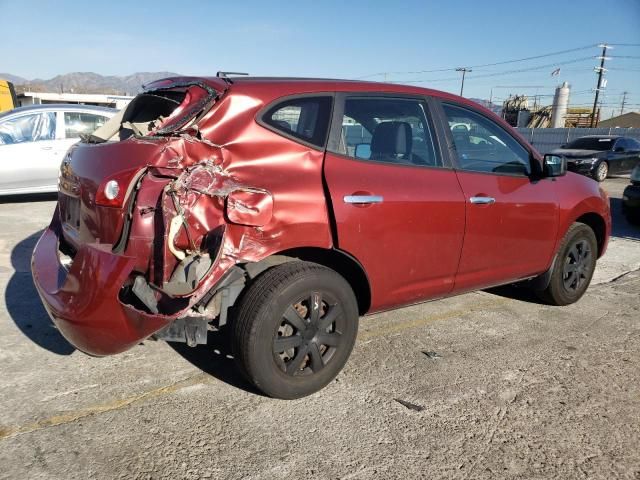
543,154,567,177
354,143,371,159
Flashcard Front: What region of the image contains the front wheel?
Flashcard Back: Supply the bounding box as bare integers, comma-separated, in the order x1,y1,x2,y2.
536,223,597,306
594,161,608,182
231,261,359,399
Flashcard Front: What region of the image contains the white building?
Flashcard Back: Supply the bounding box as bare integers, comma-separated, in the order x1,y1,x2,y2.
17,91,133,110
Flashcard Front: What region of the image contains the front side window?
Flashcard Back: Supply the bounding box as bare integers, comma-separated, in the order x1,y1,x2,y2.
0,112,56,145
627,138,640,151
263,96,332,147
443,103,531,176
335,97,440,167
614,138,631,151
64,112,109,139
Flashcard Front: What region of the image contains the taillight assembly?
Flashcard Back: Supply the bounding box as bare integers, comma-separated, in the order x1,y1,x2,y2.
95,169,142,207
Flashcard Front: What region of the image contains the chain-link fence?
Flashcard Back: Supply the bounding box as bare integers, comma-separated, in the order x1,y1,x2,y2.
516,127,640,154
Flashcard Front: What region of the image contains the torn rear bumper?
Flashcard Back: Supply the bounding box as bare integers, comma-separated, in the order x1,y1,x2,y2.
31,221,172,356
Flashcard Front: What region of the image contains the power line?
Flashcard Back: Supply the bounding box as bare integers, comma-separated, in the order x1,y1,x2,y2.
391,56,595,84
355,44,598,79
467,57,594,80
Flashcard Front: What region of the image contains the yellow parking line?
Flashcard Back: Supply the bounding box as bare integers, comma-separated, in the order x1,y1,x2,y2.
0,373,210,441
0,296,509,441
358,297,508,342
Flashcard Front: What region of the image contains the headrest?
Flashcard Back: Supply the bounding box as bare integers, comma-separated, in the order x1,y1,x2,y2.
370,121,412,160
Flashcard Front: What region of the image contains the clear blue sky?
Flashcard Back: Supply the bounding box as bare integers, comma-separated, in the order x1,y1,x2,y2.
1,0,639,117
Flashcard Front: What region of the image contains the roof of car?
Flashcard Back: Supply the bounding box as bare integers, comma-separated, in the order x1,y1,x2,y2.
223,76,436,92
143,75,538,155
148,75,462,98
0,103,116,120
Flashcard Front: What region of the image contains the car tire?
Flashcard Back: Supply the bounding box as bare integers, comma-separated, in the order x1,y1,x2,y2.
594,161,608,182
536,223,597,306
624,211,640,226
231,261,359,399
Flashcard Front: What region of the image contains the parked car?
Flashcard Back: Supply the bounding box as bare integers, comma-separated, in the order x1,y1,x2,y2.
551,135,640,182
32,77,611,399
622,165,640,225
0,104,116,195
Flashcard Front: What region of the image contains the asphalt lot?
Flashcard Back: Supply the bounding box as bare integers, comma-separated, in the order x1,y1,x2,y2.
0,177,639,480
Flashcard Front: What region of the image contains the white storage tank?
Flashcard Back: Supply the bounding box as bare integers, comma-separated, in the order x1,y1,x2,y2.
551,82,570,128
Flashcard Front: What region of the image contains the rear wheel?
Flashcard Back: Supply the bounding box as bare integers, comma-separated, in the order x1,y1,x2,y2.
536,223,597,306
594,161,608,182
231,261,359,399
623,202,640,225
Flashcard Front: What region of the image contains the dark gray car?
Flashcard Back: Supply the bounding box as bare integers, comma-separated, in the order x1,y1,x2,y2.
551,135,640,182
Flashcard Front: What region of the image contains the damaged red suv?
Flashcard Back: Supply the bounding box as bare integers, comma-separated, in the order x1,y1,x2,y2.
32,76,611,398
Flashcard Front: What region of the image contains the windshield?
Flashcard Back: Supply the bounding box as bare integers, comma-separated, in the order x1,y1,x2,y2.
565,137,615,151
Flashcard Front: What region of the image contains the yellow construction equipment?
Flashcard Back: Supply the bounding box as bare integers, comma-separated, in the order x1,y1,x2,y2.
0,80,17,113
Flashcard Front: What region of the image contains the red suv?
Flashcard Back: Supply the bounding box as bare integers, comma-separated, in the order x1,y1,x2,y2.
32,76,611,399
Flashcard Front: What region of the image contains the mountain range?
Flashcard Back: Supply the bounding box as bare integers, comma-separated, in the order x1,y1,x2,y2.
0,72,181,95
1,72,503,113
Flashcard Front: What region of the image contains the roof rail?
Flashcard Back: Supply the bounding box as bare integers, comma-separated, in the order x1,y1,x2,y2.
216,71,249,84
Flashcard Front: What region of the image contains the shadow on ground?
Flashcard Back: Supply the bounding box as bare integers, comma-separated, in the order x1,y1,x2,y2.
8,230,259,392
168,328,263,396
0,193,57,204
6,230,75,355
485,283,547,304
610,197,640,241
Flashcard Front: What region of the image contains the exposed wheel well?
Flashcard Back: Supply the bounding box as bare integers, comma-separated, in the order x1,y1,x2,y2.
576,213,607,257
272,247,372,315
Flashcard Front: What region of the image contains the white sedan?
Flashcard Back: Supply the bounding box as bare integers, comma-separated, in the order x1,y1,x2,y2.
0,104,116,195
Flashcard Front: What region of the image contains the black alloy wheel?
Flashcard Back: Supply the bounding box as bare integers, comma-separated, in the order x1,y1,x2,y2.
232,261,359,399
562,239,592,293
536,222,597,306
274,292,345,376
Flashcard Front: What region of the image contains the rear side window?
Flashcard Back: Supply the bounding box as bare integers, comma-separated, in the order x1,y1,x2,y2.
262,96,332,148
334,97,440,167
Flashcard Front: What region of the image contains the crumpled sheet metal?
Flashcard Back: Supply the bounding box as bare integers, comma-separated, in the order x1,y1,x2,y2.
119,91,334,317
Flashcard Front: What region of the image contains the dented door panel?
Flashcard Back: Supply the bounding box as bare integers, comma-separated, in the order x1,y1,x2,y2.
324,153,466,311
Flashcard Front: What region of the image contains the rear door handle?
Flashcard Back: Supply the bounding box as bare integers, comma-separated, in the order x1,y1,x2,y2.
344,195,383,204
470,196,496,205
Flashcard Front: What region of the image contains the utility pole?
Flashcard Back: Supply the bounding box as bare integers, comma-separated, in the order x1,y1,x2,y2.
590,44,611,127
456,67,471,96
620,91,628,116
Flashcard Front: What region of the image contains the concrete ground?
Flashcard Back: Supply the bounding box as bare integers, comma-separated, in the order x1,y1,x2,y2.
0,178,638,480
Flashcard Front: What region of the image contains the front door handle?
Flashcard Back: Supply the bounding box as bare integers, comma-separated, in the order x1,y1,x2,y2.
344,195,384,205
470,196,496,205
